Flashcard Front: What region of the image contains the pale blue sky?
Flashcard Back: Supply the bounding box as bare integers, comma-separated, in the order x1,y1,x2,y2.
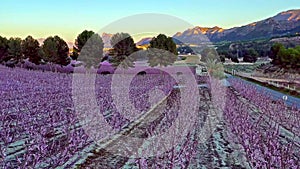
0,0,299,42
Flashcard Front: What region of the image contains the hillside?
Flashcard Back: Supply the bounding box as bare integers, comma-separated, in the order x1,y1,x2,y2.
270,35,300,46
173,9,300,43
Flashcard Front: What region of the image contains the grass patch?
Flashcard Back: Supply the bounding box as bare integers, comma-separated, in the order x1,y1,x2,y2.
224,64,261,73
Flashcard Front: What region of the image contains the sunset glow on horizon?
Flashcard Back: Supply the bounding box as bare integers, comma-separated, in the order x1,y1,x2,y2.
1,0,299,42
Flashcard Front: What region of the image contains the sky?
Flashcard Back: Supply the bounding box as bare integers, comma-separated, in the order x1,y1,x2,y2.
0,0,299,42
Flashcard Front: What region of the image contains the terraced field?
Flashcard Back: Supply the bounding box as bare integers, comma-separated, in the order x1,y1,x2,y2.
0,66,299,168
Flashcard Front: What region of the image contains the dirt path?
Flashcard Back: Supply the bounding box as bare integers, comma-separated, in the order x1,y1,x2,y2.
70,88,252,169
188,121,251,169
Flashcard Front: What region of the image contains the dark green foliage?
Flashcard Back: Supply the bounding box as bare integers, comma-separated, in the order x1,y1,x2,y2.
110,33,138,68
110,33,138,56
8,37,23,63
42,37,57,63
216,40,271,62
0,36,9,62
42,36,70,66
72,30,104,68
201,46,227,64
21,36,41,65
150,34,177,55
147,34,178,68
216,43,241,62
269,43,284,60
219,55,225,63
72,30,95,60
70,48,79,60
242,48,258,63
38,48,45,64
217,50,231,59
200,47,220,63
75,30,95,52
278,46,299,68
231,56,239,63
78,33,104,69
270,43,300,68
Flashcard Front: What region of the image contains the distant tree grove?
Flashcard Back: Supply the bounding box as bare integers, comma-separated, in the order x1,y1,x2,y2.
109,32,138,68
0,30,104,68
0,35,70,66
147,34,178,68
2,32,300,70
269,43,300,68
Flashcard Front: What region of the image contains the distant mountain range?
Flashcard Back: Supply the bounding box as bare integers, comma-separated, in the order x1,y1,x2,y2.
173,9,300,44
137,9,300,45
37,9,300,48
136,37,186,47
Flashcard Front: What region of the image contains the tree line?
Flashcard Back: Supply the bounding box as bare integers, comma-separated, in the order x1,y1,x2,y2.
0,31,177,69
215,39,276,63
0,35,69,67
217,44,263,63
74,31,178,69
215,39,300,66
